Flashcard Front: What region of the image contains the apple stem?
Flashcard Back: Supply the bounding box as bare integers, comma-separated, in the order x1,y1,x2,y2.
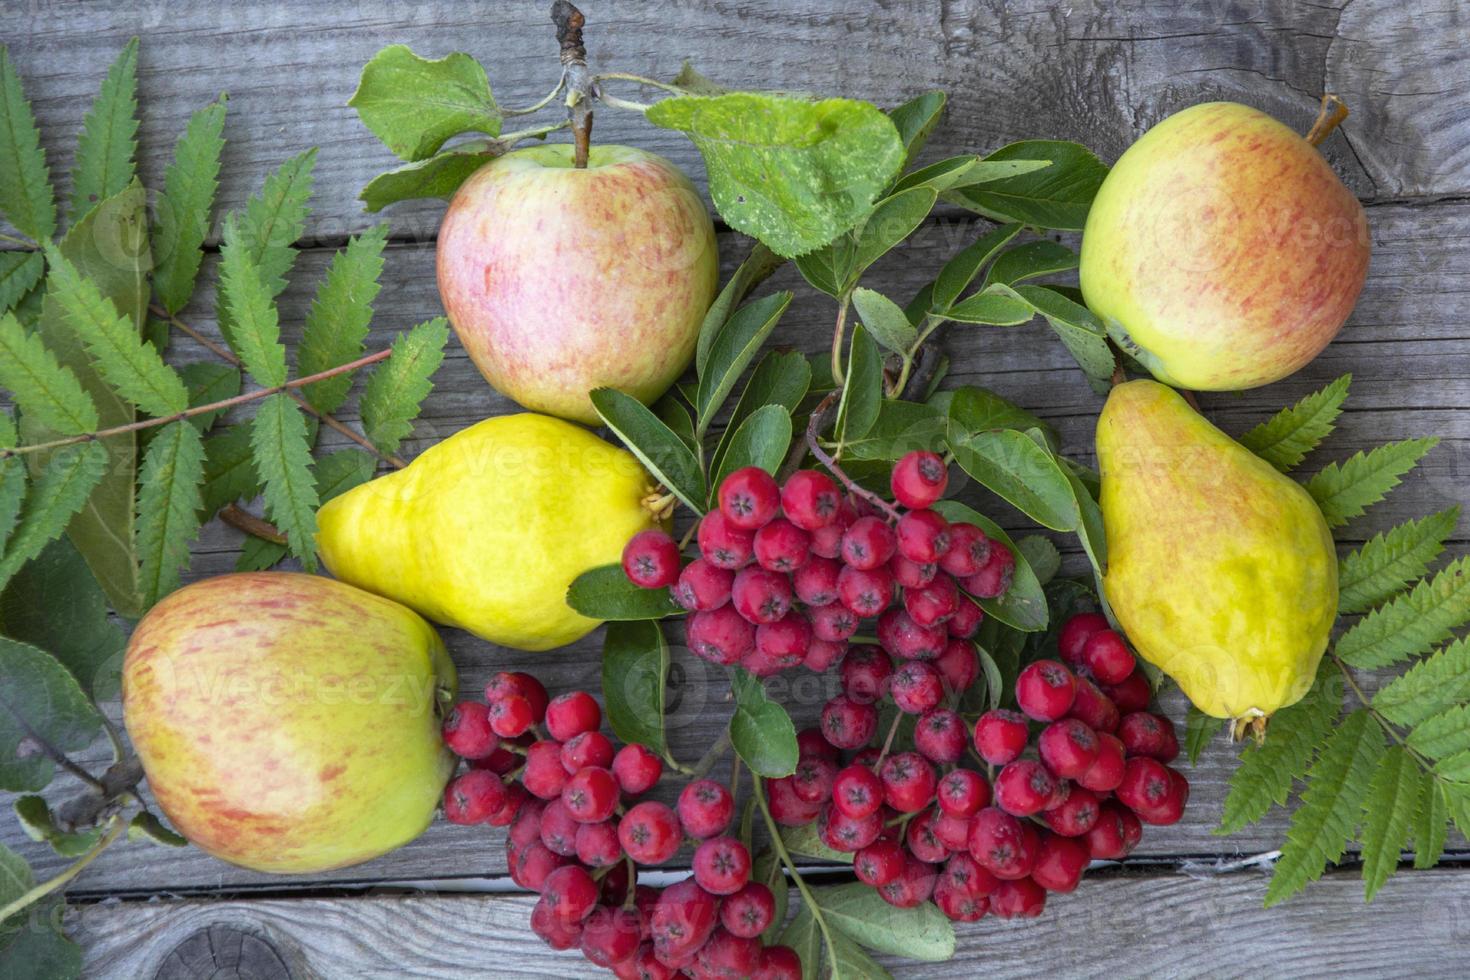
1305,93,1349,147
552,1,594,168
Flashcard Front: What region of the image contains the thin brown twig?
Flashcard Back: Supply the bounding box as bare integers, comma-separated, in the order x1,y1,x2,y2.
552,1,593,169
219,504,287,545
804,392,903,522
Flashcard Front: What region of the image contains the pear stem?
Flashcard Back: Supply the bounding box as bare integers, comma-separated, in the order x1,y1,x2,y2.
1305,94,1350,147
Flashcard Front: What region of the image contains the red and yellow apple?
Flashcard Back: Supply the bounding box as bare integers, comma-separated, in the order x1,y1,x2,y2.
437,144,719,424
122,572,456,874
1079,102,1369,390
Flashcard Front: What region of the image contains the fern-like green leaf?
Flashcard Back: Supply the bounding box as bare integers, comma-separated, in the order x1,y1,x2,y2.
1437,780,1470,842
200,423,260,517
1264,710,1385,907
44,248,188,417
0,251,44,314
1374,636,1470,728
0,456,27,556
0,46,56,241
1306,437,1438,529
1336,556,1470,670
135,420,206,607
1217,665,1340,835
1359,746,1419,902
250,393,318,571
1405,704,1470,761
238,149,317,297
0,442,108,588
313,449,376,503
0,310,98,435
1338,508,1459,614
178,361,241,434
68,37,139,224
360,317,448,456
1412,774,1448,869
151,96,227,314
235,534,287,573
296,224,387,413
1239,374,1349,472
216,214,287,387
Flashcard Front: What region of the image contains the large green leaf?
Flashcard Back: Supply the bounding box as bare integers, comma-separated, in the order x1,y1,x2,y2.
930,223,1022,312
68,37,138,224
946,139,1107,230
946,386,1056,447
841,399,945,462
349,45,501,162
0,637,103,792
985,240,1078,287
601,620,669,755
709,350,810,479
947,427,1079,531
886,90,946,169
814,882,955,961
696,242,785,376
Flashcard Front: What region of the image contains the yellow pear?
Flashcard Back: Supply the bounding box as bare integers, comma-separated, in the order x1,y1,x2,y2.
316,413,662,651
1096,380,1337,728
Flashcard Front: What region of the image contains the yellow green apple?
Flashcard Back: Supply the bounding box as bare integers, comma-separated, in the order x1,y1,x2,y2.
436,144,719,424
122,572,456,874
1080,102,1369,390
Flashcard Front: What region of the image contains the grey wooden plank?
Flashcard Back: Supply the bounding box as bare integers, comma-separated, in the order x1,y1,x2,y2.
68,867,1470,978
2,0,1463,251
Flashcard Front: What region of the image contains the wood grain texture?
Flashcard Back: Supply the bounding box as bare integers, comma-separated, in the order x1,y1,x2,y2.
68,867,1470,978
2,0,1466,249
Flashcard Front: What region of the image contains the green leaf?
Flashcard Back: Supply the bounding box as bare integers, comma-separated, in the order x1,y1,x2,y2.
1338,508,1458,614
601,620,669,755
750,849,790,944
359,145,497,212
44,247,189,416
985,240,1078,286
360,317,449,456
779,822,854,864
1405,704,1470,761
1017,535,1060,585
0,444,108,592
178,361,241,434
349,45,501,162
1412,772,1448,869
944,283,1035,325
947,427,1079,531
890,155,979,194
0,46,56,241
946,139,1107,230
0,457,25,557
200,423,260,517
815,881,956,961
234,535,286,573
0,312,98,435
297,224,388,413
778,907,820,980
1011,284,1116,384
1063,464,1108,574
68,38,138,223
1239,374,1351,472
150,96,228,315
1336,556,1470,670
1306,437,1438,529
0,252,44,315
250,393,318,572
930,223,1022,312
696,291,792,432
709,351,810,478
1217,664,1340,835
235,149,316,298
1375,636,1470,728
827,931,893,980
591,387,706,514
835,324,882,446
314,449,376,504
566,564,681,621
13,796,102,857
975,642,1004,710
696,242,784,376
729,668,798,778
946,386,1056,447
127,811,188,848
887,91,946,169
847,186,937,283
931,500,1048,632
711,405,792,493
646,93,905,258
850,288,917,354
1265,710,1384,907
135,420,205,608
0,637,103,792
841,399,945,461
0,912,81,980
1185,705,1224,765
1359,745,1418,902
216,214,288,386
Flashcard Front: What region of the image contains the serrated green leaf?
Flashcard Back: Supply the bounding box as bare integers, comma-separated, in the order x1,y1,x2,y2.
178,361,240,434
1217,664,1340,835
947,427,1078,531
931,499,1048,632
0,312,98,435
712,405,791,493
0,636,104,792
314,449,376,504
237,150,317,301
1240,374,1350,472
851,287,917,355
779,906,820,980
944,283,1035,325
1360,745,1418,901
696,242,784,376
567,564,681,621
359,145,496,212
730,668,798,778
646,93,905,258
250,393,318,571
1406,703,1470,761
1338,508,1459,614
1264,710,1384,907
297,224,387,413
985,239,1078,287
0,443,108,592
360,317,448,456
1336,556,1470,670
815,881,955,961
349,45,501,162
930,223,1022,313
1412,772,1448,869
135,420,205,607
601,620,669,755
1185,705,1224,765
946,385,1056,447
0,457,24,556
0,252,43,315
828,931,893,980
835,324,882,446
216,214,287,386
1017,535,1060,585
68,38,138,224
887,90,946,169
591,387,706,514
0,46,56,241
151,96,227,314
696,291,792,432
710,350,810,478
200,423,259,517
44,247,188,416
1306,437,1438,529
946,139,1107,230
1375,636,1470,728
234,534,286,573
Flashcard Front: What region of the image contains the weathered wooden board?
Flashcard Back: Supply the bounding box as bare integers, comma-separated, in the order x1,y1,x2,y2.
2,0,1465,251
69,866,1470,978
